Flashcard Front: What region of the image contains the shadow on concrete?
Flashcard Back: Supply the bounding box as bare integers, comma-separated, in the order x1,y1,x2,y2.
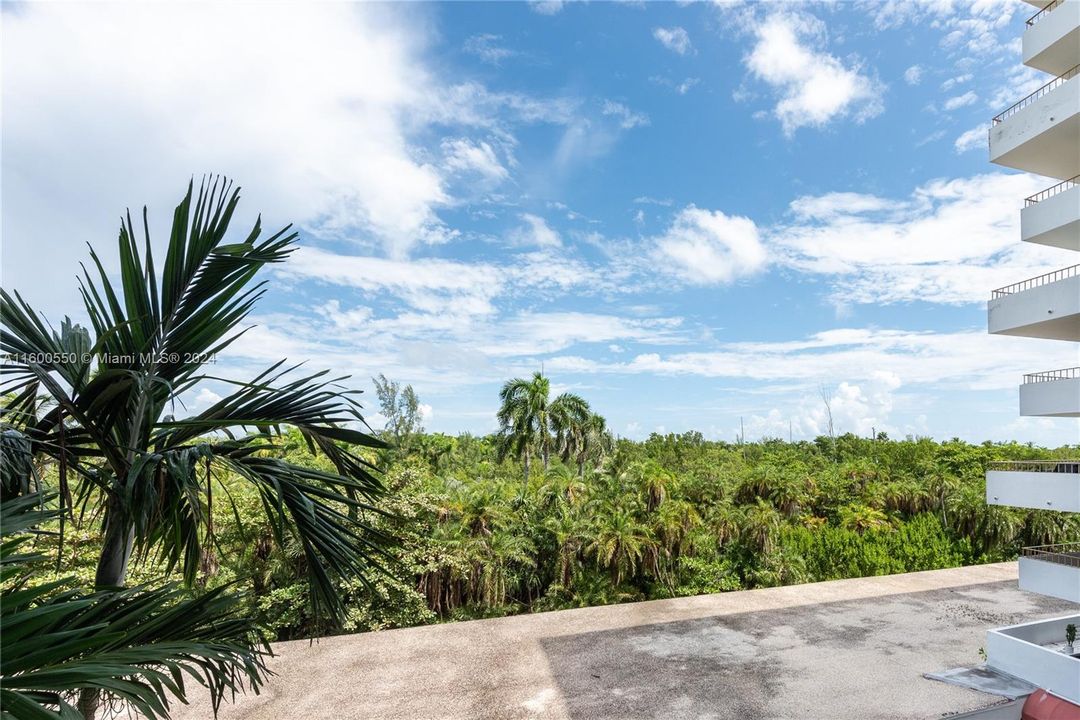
537,581,1075,720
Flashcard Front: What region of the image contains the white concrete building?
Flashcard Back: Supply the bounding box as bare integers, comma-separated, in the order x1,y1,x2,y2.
983,0,1080,708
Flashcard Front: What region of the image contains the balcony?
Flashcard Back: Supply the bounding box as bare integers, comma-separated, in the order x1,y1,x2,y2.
1019,543,1080,603
989,65,1080,180
988,265,1080,340
1024,0,1080,76
986,614,1080,706
1022,176,1080,251
1021,367,1080,417
985,460,1080,512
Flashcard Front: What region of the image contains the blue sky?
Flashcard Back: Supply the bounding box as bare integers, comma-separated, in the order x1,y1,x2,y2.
2,1,1078,444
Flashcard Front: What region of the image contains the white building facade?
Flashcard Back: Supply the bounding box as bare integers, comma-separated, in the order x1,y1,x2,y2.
983,0,1080,707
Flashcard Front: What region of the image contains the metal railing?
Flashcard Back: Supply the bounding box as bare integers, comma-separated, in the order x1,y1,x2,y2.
1025,176,1080,207
1022,542,1080,568
992,64,1080,125
991,264,1079,297
988,460,1080,473
1026,0,1063,26
1023,367,1080,384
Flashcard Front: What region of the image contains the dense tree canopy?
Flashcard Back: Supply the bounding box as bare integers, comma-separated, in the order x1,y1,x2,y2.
20,416,1078,643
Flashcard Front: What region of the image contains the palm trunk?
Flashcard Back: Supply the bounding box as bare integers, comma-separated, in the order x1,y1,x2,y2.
80,495,134,719
523,451,531,490
95,496,134,588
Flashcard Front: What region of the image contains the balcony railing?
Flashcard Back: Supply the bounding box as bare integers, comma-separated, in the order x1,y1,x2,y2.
1026,0,1063,27
1024,367,1080,383
988,460,1080,473
991,264,1079,297
1025,175,1080,206
1022,542,1080,568
992,64,1080,125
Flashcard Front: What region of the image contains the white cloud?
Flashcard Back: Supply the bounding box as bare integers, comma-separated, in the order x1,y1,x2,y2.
770,173,1076,306
285,247,505,317
745,13,884,135
653,26,693,55
529,0,565,15
675,78,700,95
738,372,902,439
987,64,1046,114
462,34,516,65
868,0,954,30
441,138,510,184
653,206,767,285
549,327,1078,392
903,65,923,85
954,126,986,154
419,403,434,422
193,388,223,409
650,75,701,95
943,90,978,110
1,2,458,268
940,3,1016,55
476,312,683,357
941,73,973,91
513,214,563,248
600,100,650,129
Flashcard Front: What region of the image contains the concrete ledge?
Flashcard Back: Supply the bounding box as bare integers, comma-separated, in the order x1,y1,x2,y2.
170,563,1080,720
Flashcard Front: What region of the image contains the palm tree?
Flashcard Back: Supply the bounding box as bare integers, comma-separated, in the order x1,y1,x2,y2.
496,372,550,485
838,503,891,533
0,178,390,718
550,392,587,465
540,463,587,508
560,412,613,479
586,501,654,586
740,499,781,555
544,508,585,588
0,493,269,719
497,374,592,484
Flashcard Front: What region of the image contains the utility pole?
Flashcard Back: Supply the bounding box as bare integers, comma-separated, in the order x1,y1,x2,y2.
789,420,792,444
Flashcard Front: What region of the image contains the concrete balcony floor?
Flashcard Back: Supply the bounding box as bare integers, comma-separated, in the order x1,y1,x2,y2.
170,564,1075,720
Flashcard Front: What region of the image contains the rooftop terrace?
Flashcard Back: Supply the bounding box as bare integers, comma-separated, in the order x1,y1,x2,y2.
175,563,1075,720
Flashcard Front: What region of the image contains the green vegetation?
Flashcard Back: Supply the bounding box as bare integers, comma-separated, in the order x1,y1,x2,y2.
15,388,1077,646
1,179,388,719
0,495,269,720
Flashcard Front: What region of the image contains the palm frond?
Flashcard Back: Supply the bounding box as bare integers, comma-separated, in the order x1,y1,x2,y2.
0,494,271,720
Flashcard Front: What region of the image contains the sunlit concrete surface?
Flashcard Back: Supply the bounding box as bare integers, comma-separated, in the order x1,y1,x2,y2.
171,563,1077,720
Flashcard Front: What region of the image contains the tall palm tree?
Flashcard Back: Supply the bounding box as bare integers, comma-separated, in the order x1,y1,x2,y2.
496,372,549,485
0,178,390,718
